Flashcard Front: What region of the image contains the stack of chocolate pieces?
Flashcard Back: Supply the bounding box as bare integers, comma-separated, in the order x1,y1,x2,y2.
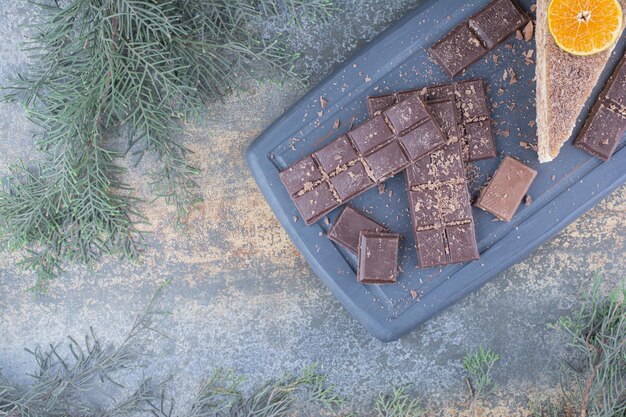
279,0,542,286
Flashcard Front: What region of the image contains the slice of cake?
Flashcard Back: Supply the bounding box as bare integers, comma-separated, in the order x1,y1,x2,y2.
535,0,625,163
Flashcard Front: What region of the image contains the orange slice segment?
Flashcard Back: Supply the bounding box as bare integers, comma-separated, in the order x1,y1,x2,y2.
548,0,623,56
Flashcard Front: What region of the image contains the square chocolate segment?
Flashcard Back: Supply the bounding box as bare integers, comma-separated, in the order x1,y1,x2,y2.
429,0,529,77
476,156,537,221
574,105,625,162
314,136,358,173
457,80,490,120
465,120,497,161
383,95,431,135
348,115,394,155
293,182,338,224
446,224,480,264
330,162,374,201
605,55,626,108
327,206,388,254
279,156,322,196
429,23,487,78
575,52,626,161
469,0,529,48
415,229,447,268
409,189,440,228
440,182,473,223
399,119,448,162
367,94,396,116
432,141,465,182
405,156,432,186
428,100,462,141
357,232,399,284
365,140,409,180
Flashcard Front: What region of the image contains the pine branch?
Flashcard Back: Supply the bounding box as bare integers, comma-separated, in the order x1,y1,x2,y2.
0,0,335,288
374,385,423,417
462,346,500,416
183,364,343,417
0,280,171,416
552,273,626,417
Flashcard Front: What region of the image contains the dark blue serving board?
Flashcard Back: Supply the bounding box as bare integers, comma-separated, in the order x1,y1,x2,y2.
246,0,626,341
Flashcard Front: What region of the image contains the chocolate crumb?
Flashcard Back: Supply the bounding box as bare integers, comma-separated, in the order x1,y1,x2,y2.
333,119,340,129
519,141,538,151
530,4,537,12
525,195,532,206
410,290,418,299
508,69,518,84
497,88,505,96
523,21,534,41
528,120,536,127
551,175,556,181
349,116,356,130
324,217,330,225
516,30,523,40
317,110,323,117
365,75,372,82
293,216,298,222
378,184,385,194
320,96,327,109
493,54,499,64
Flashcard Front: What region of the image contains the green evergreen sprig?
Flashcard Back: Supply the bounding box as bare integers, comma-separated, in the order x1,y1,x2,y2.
0,280,171,416
374,385,423,417
0,0,333,290
552,274,625,417
462,346,500,415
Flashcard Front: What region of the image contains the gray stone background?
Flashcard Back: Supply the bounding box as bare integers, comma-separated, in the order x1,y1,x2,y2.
0,1,624,415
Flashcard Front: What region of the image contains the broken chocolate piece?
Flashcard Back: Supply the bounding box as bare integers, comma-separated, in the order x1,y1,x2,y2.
476,156,537,221
367,79,496,162
280,96,446,224
429,0,529,77
574,52,626,161
407,140,479,268
328,206,388,254
357,232,400,284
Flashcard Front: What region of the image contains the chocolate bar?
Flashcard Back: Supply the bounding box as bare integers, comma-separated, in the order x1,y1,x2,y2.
368,85,481,267
280,95,447,224
429,0,529,77
357,232,399,284
403,97,479,268
328,206,388,254
368,79,496,162
476,156,537,221
574,52,626,161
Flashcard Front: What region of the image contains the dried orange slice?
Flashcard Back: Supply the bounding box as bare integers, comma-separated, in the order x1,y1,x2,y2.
548,0,623,56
